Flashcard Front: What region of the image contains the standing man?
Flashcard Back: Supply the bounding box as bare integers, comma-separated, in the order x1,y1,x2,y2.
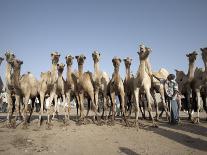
165,74,179,124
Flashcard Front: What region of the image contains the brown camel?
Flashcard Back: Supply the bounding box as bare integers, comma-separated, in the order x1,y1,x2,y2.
5,51,16,124
0,57,4,93
65,55,79,122
201,47,207,120
123,57,134,117
38,51,60,125
109,57,128,125
11,58,39,126
92,51,110,119
175,51,198,121
75,54,98,122
133,47,157,127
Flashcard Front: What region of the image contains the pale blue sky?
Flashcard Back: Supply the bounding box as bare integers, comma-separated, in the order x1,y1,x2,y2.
0,0,206,82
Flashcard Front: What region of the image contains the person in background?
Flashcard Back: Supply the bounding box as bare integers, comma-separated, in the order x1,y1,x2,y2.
164,74,179,124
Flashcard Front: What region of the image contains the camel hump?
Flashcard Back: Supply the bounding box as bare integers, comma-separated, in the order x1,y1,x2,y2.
153,68,169,79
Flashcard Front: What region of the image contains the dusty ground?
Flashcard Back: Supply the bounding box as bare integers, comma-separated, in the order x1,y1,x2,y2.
0,110,206,155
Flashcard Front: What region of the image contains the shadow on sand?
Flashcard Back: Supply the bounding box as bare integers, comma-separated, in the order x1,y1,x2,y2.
119,147,140,155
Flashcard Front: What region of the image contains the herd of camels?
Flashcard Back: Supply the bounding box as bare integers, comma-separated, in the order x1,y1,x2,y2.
0,44,206,129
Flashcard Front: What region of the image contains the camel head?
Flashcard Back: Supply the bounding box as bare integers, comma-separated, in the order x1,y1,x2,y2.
92,50,101,63
75,54,86,65
123,57,132,68
138,49,151,60
175,69,187,92
186,51,197,63
10,58,23,71
57,63,65,73
201,47,207,64
40,71,52,85
65,55,74,66
5,51,15,63
0,57,4,65
112,57,121,69
51,51,60,65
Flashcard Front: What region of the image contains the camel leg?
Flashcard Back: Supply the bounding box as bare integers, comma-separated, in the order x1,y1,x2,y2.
79,92,85,120
119,92,129,126
86,98,90,117
151,90,159,120
110,91,116,125
47,91,56,124
160,87,170,120
65,91,71,122
14,94,21,122
75,94,79,121
7,93,13,125
195,90,201,123
23,95,30,127
39,92,45,126
28,98,35,123
133,88,140,127
88,91,99,123
145,88,157,127
52,94,58,119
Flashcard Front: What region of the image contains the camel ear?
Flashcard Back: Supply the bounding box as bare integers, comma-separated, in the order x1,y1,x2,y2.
57,63,59,67
51,53,54,57
123,58,126,62
130,58,132,61
99,53,101,56
137,51,140,55
84,56,86,60
175,69,179,73
40,72,43,78
65,56,67,60
58,54,60,57
186,54,189,57
112,59,114,63
200,48,203,51
119,58,121,63
75,56,79,59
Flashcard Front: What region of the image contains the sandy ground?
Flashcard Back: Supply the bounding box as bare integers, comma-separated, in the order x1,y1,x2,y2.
0,110,206,155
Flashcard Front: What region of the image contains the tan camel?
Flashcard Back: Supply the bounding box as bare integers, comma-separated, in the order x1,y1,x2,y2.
65,55,79,122
0,57,4,93
11,58,39,126
38,51,60,125
50,63,66,119
5,51,16,124
123,57,134,117
139,45,169,120
175,51,198,120
75,54,98,122
109,57,128,125
133,46,157,127
92,51,110,119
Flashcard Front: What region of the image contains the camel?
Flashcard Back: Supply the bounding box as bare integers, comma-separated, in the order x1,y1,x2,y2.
39,52,60,125
0,57,4,93
92,51,110,119
123,57,134,117
175,51,198,120
65,55,79,122
201,48,207,119
75,54,98,122
10,58,39,126
139,45,169,120
5,51,16,124
133,46,157,127
109,57,128,125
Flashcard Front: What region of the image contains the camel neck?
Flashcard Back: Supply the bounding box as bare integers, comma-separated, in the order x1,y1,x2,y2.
67,65,72,80
13,68,21,88
94,61,100,79
78,64,83,76
5,63,12,86
125,66,131,81
203,59,207,73
145,58,152,76
51,63,57,83
187,61,195,80
138,59,145,78
58,71,63,77
114,67,120,75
